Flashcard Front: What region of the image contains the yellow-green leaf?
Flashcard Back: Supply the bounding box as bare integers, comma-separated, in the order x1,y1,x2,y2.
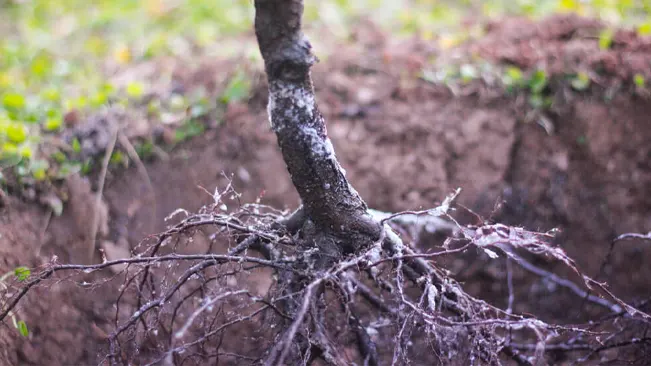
638,23,651,36
528,70,548,93
599,29,613,50
634,74,645,87
0,143,22,167
20,145,33,159
16,320,29,337
502,66,524,89
7,124,28,143
2,93,26,110
220,71,251,104
72,138,81,153
30,159,49,181
14,266,30,281
44,117,63,131
126,82,145,99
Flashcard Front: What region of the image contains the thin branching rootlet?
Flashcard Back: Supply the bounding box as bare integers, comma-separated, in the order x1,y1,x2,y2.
2,1,651,365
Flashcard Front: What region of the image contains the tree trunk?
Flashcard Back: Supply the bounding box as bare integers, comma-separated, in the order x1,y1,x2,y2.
254,0,381,259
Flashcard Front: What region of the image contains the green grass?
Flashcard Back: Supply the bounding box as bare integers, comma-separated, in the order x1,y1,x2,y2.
1,0,650,188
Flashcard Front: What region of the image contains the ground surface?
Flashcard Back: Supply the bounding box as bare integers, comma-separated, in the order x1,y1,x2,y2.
1,15,651,365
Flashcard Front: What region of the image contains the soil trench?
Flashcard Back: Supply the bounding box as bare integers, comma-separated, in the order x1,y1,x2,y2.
1,15,650,365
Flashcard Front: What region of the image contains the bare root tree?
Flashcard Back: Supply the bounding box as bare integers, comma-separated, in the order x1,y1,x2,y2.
2,1,651,365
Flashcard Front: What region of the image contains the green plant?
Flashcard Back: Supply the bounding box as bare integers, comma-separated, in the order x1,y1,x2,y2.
0,267,31,337
174,120,205,143
13,266,30,281
0,0,650,208
527,69,553,109
528,69,548,94
135,140,155,160
599,29,614,50
638,22,651,36
220,70,252,104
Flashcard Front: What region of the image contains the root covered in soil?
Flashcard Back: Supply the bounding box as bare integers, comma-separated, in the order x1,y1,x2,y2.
2,183,650,365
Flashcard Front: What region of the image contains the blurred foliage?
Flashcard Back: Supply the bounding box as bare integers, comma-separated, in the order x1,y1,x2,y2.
0,0,650,185
0,266,31,336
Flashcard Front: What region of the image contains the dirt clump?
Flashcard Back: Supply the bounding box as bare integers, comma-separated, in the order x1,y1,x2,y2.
470,14,651,86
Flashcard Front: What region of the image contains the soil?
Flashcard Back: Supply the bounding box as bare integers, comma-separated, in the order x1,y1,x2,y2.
1,15,651,365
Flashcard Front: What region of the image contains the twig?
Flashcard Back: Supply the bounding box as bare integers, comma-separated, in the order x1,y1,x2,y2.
88,124,118,263
596,231,651,281
0,253,292,323
174,290,247,339
507,251,622,313
506,257,515,314
118,130,157,236
612,232,651,243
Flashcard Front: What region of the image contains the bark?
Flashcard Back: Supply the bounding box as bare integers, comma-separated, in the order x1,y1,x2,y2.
254,0,381,257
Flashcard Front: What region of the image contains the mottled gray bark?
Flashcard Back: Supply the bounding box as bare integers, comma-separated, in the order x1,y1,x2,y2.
254,0,381,257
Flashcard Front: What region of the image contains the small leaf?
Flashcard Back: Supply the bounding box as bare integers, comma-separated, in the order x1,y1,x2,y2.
52,151,66,163
80,159,93,175
220,71,251,104
14,267,30,281
502,66,524,89
599,29,613,50
54,161,82,179
634,74,645,87
528,70,548,94
147,99,161,115
41,87,60,102
6,124,28,143
101,82,116,95
174,120,205,142
126,82,144,99
135,141,154,159
0,143,22,167
44,117,63,131
16,320,29,337
638,23,651,36
2,93,26,110
33,169,46,180
74,96,88,109
558,0,578,11
71,138,81,153
30,159,49,181
571,72,591,91
91,91,109,107
30,54,52,78
20,145,33,159
110,151,125,166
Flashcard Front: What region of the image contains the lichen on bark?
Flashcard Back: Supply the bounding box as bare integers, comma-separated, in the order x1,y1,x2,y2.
254,0,381,258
